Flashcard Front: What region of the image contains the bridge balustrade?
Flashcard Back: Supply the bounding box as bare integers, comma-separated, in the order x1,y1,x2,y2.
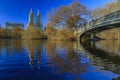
78,10,120,39
116,11,120,19
104,14,111,22
118,11,120,17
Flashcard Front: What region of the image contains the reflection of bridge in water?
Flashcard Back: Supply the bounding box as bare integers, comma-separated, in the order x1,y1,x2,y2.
76,41,120,74
77,10,120,41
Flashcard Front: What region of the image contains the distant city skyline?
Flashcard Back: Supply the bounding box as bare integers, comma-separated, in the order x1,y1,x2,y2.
0,0,111,29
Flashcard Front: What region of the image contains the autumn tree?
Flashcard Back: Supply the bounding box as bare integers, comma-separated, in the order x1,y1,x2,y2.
47,0,88,31
44,22,56,39
90,0,120,20
46,0,88,40
0,28,5,38
11,26,22,38
4,29,11,38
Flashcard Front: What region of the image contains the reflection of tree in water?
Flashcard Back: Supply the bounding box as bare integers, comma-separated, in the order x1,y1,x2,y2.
95,40,120,56
0,40,4,51
22,40,43,69
0,39,23,57
0,40,5,57
12,40,22,52
45,41,87,75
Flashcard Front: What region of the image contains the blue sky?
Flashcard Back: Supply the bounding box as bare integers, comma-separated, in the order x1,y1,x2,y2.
0,0,111,29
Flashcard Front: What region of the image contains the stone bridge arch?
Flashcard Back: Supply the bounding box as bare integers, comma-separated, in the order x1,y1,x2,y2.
77,10,120,41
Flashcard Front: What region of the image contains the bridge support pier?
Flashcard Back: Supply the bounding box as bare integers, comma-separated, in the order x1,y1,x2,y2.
91,41,95,48
91,33,96,40
79,32,100,42
78,34,80,41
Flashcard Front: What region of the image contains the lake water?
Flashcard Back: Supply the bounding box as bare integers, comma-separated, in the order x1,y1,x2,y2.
0,39,119,80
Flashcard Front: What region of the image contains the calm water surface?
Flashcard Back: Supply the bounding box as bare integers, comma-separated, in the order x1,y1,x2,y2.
0,39,119,80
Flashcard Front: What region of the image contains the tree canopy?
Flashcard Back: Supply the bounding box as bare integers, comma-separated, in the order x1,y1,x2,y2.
90,0,120,20
47,0,88,30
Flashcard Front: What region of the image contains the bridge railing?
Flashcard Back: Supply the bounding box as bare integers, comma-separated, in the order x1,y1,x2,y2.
93,10,120,26
78,10,120,36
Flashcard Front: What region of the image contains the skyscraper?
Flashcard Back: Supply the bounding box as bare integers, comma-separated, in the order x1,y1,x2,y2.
35,10,42,29
29,9,34,25
27,9,42,31
24,9,43,39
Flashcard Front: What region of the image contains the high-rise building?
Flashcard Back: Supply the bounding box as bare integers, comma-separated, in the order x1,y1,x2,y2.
24,9,43,39
28,9,34,25
35,10,42,29
27,9,42,30
6,22,24,30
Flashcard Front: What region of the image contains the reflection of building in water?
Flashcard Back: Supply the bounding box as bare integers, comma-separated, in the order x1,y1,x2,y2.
22,40,42,69
27,48,35,69
6,22,24,30
0,40,43,69
29,46,42,69
36,49,42,69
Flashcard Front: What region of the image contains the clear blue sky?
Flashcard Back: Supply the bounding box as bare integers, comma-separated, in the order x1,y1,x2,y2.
0,0,111,29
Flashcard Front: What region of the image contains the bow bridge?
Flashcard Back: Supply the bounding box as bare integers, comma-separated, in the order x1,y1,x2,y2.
77,10,120,41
